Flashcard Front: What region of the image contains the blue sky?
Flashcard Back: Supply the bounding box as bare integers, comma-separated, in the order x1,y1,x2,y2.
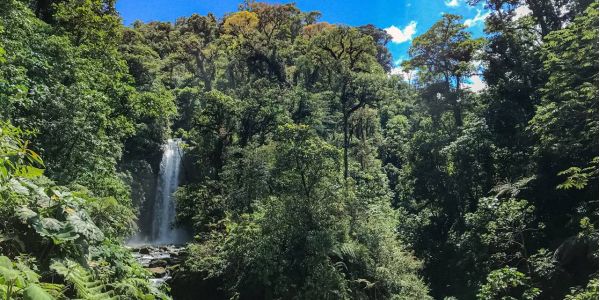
116,0,490,72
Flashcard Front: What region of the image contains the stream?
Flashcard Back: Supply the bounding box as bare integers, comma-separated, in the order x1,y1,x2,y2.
130,245,185,286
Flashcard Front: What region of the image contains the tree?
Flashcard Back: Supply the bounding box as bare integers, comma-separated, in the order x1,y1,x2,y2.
477,267,541,300
403,14,483,127
469,0,595,36
530,2,598,169
178,124,430,299
175,14,219,91
358,24,393,72
188,90,241,179
301,26,385,178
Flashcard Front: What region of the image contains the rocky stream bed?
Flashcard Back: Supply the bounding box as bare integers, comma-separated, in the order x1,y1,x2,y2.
129,245,186,286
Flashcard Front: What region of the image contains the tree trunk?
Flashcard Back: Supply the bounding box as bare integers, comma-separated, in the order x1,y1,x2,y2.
343,112,349,179
453,76,463,127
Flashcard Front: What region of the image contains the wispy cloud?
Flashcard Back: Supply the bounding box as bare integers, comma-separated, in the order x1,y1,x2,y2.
444,0,460,7
393,57,405,66
390,67,414,82
463,75,486,92
463,9,490,27
385,21,417,44
514,4,531,19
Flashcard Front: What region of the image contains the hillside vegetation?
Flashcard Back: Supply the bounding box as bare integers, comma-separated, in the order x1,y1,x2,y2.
0,0,597,299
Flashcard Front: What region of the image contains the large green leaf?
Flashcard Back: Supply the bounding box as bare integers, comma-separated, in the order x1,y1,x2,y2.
9,178,30,195
16,166,45,179
67,211,104,242
23,284,54,300
17,207,38,222
19,179,51,205
0,265,20,282
0,256,12,269
40,218,64,232
31,221,79,245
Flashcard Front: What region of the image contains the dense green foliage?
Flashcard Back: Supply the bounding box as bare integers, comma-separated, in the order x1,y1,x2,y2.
0,122,168,299
1,0,598,299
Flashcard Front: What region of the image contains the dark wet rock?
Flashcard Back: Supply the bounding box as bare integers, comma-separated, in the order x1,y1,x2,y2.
553,235,596,267
138,247,151,255
122,160,159,238
169,269,226,300
149,259,167,268
542,235,599,296
166,256,184,265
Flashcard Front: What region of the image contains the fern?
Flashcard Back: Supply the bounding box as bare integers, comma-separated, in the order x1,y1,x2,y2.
330,242,362,273
491,175,536,199
331,242,359,262
37,282,65,298
113,277,170,300
50,259,116,300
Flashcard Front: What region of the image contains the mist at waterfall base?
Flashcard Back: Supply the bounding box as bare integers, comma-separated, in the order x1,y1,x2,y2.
129,139,190,246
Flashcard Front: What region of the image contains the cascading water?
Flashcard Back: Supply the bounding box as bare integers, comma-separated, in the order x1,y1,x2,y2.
128,139,187,245
149,138,187,245
128,139,188,286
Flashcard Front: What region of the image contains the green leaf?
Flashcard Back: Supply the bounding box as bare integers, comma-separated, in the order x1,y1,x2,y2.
23,284,55,300
0,256,12,269
16,166,45,178
66,211,104,242
17,206,38,222
0,265,20,282
40,218,64,232
31,221,79,245
9,178,30,195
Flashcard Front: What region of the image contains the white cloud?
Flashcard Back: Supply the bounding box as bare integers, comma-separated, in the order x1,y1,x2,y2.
390,67,415,82
514,5,531,19
445,0,460,7
390,67,403,75
385,21,417,44
463,75,486,92
463,9,490,27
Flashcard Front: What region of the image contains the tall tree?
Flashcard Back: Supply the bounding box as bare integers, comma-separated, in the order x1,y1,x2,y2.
301,26,385,178
403,14,483,127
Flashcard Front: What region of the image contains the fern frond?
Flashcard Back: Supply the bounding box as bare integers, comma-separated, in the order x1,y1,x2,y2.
50,259,116,300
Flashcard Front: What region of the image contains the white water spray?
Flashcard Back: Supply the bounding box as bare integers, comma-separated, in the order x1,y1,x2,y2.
150,138,185,244
127,138,188,246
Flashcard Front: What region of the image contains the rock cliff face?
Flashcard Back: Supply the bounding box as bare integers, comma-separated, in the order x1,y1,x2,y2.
126,159,159,238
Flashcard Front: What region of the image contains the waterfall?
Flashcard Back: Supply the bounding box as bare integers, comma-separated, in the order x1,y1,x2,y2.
127,138,189,246
150,138,185,244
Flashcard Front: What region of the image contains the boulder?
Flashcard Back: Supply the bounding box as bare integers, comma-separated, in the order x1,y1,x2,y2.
149,259,168,268
166,256,184,265
138,247,151,255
